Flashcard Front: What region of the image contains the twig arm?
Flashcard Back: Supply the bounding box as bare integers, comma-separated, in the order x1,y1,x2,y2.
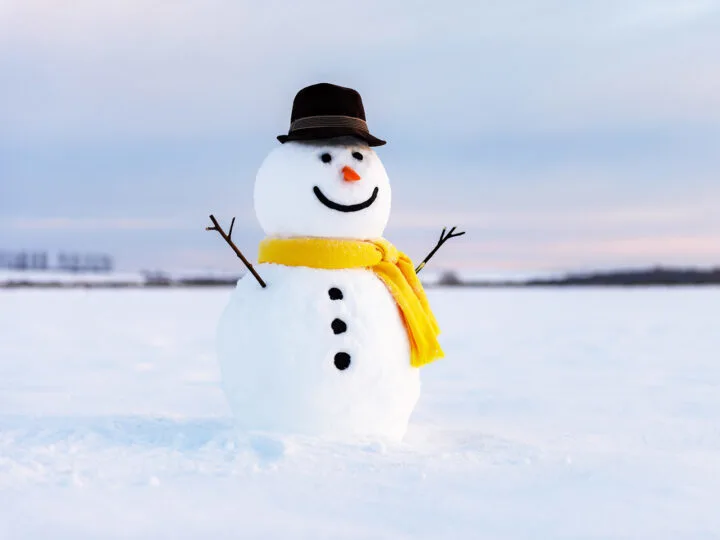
206,214,266,288
415,226,466,274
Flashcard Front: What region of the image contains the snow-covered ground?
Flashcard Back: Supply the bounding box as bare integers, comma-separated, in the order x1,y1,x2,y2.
0,268,557,288
1,287,719,539
0,269,147,286
0,269,242,287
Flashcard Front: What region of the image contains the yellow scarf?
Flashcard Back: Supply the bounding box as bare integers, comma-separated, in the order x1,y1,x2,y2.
258,237,443,368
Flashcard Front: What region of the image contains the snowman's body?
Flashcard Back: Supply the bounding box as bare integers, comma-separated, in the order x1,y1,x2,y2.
217,136,423,441
217,264,419,440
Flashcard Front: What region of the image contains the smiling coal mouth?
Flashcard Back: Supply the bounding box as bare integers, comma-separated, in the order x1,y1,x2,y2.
313,186,379,213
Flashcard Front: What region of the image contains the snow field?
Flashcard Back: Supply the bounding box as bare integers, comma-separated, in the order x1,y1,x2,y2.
1,287,719,539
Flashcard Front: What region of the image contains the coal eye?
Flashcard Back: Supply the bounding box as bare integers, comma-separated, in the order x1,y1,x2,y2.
352,151,363,161
320,153,332,163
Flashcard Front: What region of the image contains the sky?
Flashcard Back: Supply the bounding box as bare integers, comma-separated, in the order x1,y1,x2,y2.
1,0,719,273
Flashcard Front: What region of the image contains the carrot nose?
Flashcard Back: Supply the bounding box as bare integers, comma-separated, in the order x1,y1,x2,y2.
342,166,361,182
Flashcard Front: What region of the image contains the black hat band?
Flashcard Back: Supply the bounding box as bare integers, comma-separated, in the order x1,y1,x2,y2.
290,115,369,133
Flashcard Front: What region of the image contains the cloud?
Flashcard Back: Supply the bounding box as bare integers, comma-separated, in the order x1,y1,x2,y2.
1,0,719,144
6,217,194,231
388,205,719,231
2,0,719,271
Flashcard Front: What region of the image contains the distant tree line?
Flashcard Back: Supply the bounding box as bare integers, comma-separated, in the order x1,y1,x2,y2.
0,251,114,273
432,267,720,287
525,267,720,286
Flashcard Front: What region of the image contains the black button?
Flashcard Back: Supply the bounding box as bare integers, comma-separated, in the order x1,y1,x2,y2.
334,352,351,370
328,287,343,300
331,318,347,334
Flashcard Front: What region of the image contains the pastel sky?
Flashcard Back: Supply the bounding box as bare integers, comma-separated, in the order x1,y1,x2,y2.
2,0,719,273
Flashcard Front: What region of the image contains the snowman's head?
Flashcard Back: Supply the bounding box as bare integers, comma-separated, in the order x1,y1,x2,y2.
254,137,391,239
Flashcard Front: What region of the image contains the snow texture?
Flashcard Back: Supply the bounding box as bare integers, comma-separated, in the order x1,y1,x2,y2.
217,265,419,441
1,288,720,539
254,140,391,239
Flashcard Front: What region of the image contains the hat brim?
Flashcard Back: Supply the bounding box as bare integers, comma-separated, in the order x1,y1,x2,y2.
277,127,386,147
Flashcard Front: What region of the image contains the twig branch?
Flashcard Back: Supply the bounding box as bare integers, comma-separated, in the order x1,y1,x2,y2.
206,214,266,288
415,226,466,274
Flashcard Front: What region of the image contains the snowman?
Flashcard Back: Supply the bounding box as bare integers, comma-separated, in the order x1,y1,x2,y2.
209,83,463,442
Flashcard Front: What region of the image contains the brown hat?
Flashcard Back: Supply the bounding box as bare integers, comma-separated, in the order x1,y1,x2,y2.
277,83,386,147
